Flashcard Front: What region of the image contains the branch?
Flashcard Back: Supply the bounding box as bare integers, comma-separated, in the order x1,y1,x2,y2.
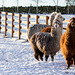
53,0,56,5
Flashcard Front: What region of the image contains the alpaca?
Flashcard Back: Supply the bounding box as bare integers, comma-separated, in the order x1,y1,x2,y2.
41,13,65,33
27,12,58,41
30,17,63,61
60,17,75,69
41,27,51,33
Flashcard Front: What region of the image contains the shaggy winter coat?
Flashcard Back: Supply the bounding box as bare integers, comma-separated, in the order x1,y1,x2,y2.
30,13,65,61
30,23,62,61
60,17,75,69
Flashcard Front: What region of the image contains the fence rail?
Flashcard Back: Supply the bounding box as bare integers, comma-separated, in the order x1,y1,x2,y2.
0,11,68,39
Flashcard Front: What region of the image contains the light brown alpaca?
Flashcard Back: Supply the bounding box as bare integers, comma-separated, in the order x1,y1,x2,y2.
60,17,75,69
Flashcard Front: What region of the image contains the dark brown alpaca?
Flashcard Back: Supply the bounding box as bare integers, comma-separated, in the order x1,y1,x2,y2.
60,17,75,69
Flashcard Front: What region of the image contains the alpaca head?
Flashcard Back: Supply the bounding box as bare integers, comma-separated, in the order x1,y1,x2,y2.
52,13,65,27
50,12,57,20
49,12,57,25
51,22,61,36
67,17,75,29
55,13,65,22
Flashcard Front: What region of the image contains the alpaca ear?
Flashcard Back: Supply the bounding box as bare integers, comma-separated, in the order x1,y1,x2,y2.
58,13,61,15
69,23,72,28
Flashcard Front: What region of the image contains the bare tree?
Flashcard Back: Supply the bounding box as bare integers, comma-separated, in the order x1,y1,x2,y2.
2,0,6,11
69,0,75,14
65,0,71,14
53,0,58,12
32,0,42,14
69,0,75,6
16,0,19,13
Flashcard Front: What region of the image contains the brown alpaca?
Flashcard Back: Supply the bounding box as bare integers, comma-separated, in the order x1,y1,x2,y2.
41,27,51,33
60,17,75,69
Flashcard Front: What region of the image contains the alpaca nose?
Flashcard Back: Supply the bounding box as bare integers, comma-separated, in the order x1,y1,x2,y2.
56,25,57,27
63,18,65,21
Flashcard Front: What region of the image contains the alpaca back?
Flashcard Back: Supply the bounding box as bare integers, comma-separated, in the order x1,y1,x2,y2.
41,27,51,33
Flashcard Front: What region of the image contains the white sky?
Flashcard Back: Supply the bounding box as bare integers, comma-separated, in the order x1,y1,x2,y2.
0,0,66,7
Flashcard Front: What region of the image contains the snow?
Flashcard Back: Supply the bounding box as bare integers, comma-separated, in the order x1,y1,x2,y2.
0,14,75,75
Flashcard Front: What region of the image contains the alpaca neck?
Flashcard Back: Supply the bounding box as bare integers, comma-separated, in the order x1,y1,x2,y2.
51,27,62,39
53,19,63,26
66,28,75,41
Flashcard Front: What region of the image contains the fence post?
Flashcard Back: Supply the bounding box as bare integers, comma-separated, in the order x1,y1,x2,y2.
19,14,22,39
46,16,49,25
36,15,39,24
5,12,8,36
11,13,14,37
27,14,30,29
0,11,1,33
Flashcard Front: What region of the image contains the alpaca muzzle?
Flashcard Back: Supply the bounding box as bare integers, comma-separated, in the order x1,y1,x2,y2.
63,18,65,21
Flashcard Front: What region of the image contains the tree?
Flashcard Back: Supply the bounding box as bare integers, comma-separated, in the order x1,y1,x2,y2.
2,0,6,11
65,0,71,14
53,0,58,12
32,0,42,14
69,0,75,14
69,0,75,6
16,0,19,13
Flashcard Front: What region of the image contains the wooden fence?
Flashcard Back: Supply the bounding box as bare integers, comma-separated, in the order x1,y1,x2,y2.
0,11,68,39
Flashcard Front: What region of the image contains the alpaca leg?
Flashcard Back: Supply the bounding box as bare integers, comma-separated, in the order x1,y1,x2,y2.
66,57,72,69
51,55,54,61
39,51,44,61
34,53,39,61
44,51,49,61
33,49,40,61
70,58,73,66
73,56,75,66
50,53,55,61
45,55,49,61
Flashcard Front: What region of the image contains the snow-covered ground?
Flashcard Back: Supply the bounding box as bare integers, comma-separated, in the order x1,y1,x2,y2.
0,14,75,75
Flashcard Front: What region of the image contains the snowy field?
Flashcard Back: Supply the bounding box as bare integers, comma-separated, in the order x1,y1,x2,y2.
0,14,75,75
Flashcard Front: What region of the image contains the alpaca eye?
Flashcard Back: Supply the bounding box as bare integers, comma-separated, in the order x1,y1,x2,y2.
71,22,73,25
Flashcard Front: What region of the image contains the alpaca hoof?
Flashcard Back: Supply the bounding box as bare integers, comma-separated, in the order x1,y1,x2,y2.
40,58,43,61
51,56,54,61
66,67,69,69
39,56,43,61
35,55,39,61
66,66,70,69
51,59,54,62
45,56,49,61
39,57,43,61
